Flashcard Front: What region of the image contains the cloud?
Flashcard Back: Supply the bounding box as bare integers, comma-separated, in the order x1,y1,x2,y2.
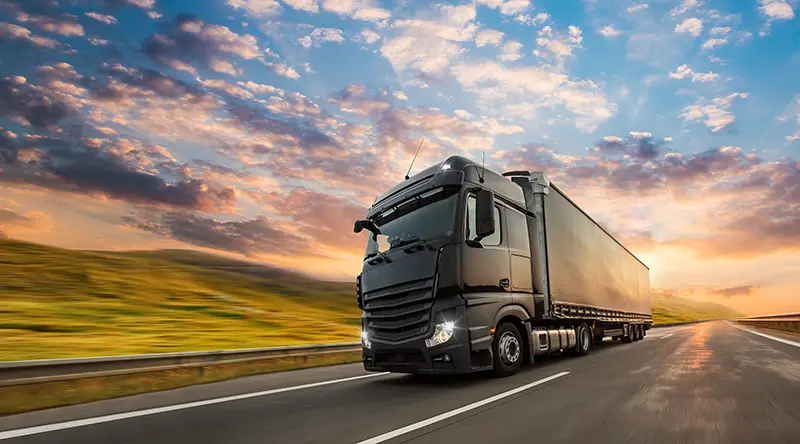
475,29,504,47
89,37,111,46
780,94,800,142
533,25,583,64
670,0,701,17
268,188,368,254
709,285,759,298
450,61,616,132
499,40,523,61
142,15,259,75
15,12,84,36
669,64,719,82
710,26,732,36
379,4,478,75
758,0,794,20
200,78,255,100
626,3,649,13
701,38,727,50
679,92,748,132
675,18,703,37
299,28,345,48
515,13,549,25
123,212,314,257
358,29,381,44
1,134,236,212
475,0,530,15
0,207,51,233
226,0,282,17
321,0,391,22
757,0,794,35
595,132,661,160
0,75,73,128
598,25,622,38
85,12,118,25
264,62,301,79
283,0,319,13
236,80,282,95
0,22,62,49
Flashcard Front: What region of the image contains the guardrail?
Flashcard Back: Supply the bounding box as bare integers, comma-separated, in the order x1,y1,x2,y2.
735,316,800,334
0,342,361,388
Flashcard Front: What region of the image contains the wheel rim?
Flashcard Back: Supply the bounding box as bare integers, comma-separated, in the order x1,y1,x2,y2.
498,331,521,365
581,328,591,351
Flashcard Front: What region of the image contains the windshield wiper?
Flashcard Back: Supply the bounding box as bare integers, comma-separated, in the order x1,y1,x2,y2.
364,250,381,260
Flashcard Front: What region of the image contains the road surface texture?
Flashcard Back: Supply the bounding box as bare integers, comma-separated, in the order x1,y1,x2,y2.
2,321,799,444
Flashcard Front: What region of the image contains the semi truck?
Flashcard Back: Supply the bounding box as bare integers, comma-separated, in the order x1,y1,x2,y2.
354,156,652,377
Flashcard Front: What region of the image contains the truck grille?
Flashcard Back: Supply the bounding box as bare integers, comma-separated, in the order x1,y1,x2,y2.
363,278,435,342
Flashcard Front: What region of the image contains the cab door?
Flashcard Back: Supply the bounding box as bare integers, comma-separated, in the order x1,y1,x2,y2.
461,193,511,295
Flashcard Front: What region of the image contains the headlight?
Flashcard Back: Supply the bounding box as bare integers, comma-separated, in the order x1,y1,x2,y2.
425,321,455,348
361,330,371,349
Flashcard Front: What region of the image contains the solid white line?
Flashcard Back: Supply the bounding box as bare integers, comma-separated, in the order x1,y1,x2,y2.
727,322,800,348
0,372,389,441
355,371,570,444
660,333,674,339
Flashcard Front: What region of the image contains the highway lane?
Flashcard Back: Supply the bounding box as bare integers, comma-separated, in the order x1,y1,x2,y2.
2,322,799,443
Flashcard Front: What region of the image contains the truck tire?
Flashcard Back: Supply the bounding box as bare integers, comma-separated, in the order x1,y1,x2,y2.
492,322,523,377
575,323,592,356
622,325,633,343
635,325,643,341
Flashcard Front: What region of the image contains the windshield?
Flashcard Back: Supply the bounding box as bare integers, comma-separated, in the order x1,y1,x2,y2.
364,186,459,258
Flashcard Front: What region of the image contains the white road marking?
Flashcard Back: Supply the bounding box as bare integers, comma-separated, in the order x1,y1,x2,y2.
727,322,800,348
660,333,674,339
0,372,389,441
355,371,570,444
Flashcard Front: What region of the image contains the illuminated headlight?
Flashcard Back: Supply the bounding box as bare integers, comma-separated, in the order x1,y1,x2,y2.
425,321,455,348
361,330,371,349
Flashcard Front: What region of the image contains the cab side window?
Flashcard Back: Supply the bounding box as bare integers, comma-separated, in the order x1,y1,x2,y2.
466,195,501,246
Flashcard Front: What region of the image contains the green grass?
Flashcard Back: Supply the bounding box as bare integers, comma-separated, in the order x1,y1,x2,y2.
0,238,361,361
652,291,741,325
0,238,740,361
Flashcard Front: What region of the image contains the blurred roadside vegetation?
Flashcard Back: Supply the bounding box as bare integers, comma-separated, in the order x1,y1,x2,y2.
651,291,740,324
0,238,361,361
1,238,739,361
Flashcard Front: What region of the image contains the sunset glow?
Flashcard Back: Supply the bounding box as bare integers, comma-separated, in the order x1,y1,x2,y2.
0,0,797,315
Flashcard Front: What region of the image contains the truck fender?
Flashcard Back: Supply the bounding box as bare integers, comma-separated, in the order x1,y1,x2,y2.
492,304,535,365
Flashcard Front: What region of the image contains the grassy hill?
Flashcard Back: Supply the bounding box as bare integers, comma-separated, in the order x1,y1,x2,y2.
652,291,740,324
0,238,740,361
0,239,361,361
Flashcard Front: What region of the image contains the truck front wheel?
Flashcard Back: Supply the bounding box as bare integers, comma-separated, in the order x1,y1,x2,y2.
492,322,523,377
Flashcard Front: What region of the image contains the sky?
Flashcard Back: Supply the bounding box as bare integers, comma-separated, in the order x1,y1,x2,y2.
0,0,798,315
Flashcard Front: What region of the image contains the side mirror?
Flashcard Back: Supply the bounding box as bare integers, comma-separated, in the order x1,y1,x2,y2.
353,220,365,233
475,189,495,239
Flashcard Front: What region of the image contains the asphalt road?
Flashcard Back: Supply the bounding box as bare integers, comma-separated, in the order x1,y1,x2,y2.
2,321,799,444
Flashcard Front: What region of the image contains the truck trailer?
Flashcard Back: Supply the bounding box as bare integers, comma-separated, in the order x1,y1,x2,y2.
354,156,652,377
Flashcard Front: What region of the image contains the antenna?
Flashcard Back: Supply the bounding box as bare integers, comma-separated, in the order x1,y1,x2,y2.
479,151,486,183
404,138,425,180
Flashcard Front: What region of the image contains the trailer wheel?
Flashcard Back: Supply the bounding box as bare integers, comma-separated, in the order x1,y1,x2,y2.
574,323,592,356
635,325,643,341
492,322,523,377
622,325,633,343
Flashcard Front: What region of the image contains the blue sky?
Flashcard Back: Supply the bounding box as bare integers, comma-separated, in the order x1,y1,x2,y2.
0,0,798,313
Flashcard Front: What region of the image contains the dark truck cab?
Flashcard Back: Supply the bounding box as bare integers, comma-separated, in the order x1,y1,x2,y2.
354,156,651,377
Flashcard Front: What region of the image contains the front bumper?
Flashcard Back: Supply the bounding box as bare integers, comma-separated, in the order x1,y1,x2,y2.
362,326,472,375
